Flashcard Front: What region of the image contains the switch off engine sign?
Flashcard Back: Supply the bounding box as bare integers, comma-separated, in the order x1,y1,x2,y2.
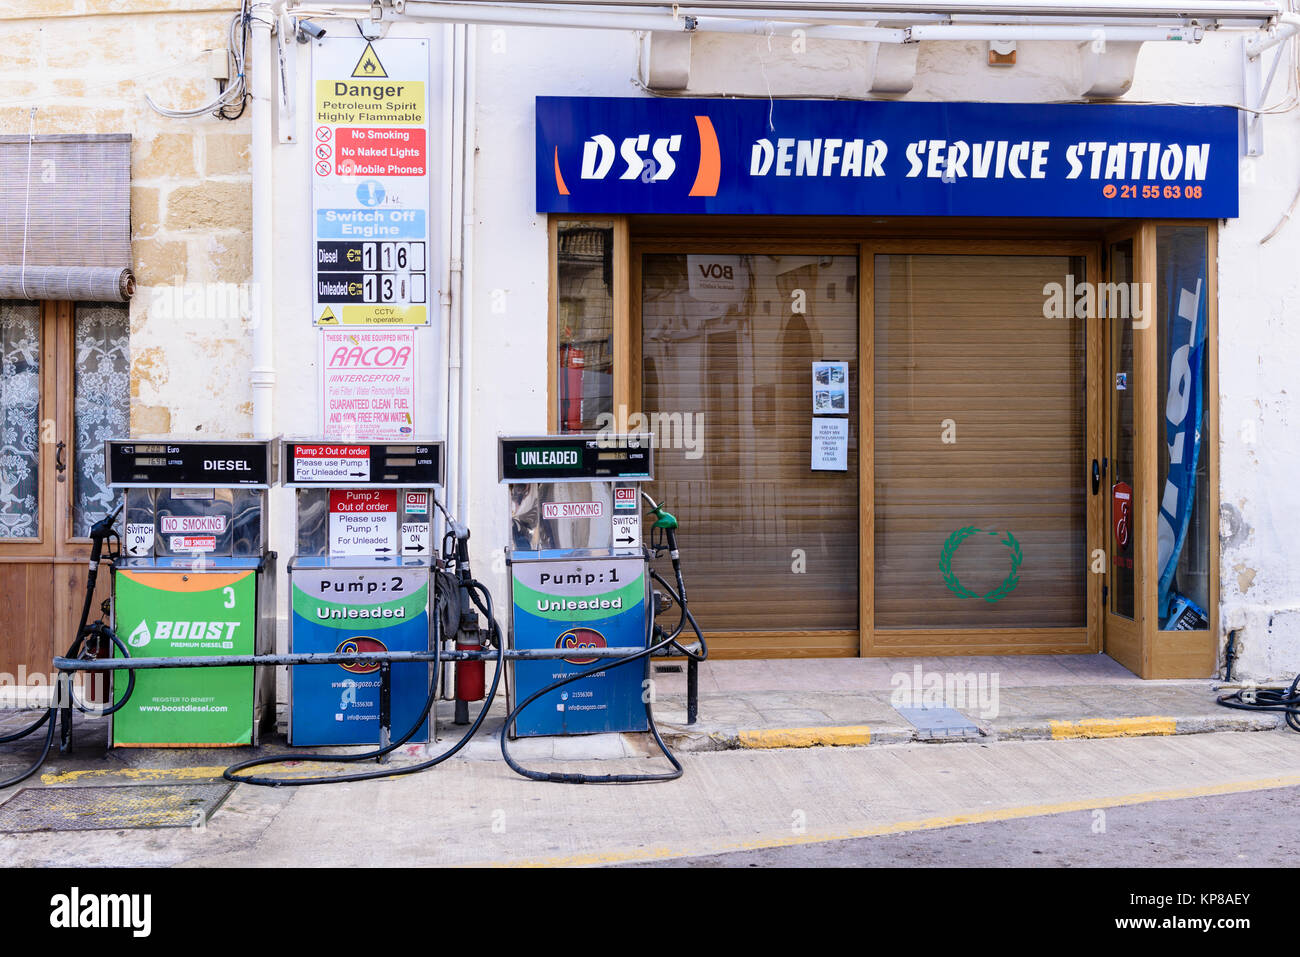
289,568,432,745
510,557,649,736
312,37,431,327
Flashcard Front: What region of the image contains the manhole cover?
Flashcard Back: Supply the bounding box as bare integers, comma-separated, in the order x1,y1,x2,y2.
0,784,233,833
894,706,982,740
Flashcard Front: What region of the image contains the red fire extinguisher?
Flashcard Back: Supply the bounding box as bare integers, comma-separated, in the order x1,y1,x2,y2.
560,342,584,432
454,634,485,726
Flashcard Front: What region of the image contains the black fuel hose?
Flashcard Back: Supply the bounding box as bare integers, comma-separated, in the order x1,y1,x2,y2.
0,705,56,790
71,625,136,717
0,707,51,745
224,577,504,787
0,507,131,789
1217,673,1300,733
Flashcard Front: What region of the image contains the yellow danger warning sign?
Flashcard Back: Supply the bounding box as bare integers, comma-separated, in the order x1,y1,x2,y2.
317,307,339,325
352,42,387,78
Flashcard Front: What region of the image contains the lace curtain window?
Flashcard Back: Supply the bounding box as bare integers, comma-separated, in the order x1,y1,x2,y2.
73,303,129,537
0,301,40,539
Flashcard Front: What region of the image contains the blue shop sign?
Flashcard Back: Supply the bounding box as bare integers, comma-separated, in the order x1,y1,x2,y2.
536,97,1238,218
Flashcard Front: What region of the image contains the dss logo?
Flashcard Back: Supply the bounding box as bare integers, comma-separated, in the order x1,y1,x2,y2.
550,112,720,199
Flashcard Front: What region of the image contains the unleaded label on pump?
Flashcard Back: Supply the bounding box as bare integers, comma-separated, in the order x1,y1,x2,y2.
510,556,648,737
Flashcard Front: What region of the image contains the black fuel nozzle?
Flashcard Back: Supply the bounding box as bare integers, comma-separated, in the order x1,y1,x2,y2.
90,504,123,541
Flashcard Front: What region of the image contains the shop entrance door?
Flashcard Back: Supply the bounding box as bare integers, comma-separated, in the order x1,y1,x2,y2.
638,249,862,658
865,243,1103,656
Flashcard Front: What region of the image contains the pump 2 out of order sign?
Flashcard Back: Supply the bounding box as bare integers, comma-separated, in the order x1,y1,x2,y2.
312,37,432,326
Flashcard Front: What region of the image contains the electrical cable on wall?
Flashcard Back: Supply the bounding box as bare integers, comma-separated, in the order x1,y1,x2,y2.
146,0,251,120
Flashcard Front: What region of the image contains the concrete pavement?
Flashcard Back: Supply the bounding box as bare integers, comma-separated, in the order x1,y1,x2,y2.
4,731,1300,867
652,654,1280,750
1,653,1296,867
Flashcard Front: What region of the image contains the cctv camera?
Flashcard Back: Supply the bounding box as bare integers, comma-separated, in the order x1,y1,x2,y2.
296,20,326,42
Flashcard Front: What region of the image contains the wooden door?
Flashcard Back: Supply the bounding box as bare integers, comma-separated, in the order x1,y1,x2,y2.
637,244,862,657
0,300,128,683
1101,228,1143,674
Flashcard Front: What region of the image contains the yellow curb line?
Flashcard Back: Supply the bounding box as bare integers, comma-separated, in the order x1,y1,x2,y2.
497,771,1300,868
1049,716,1176,740
40,762,368,785
736,726,872,749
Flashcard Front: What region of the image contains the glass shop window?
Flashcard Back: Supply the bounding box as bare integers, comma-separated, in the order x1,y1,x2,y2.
555,222,614,433
1155,226,1211,631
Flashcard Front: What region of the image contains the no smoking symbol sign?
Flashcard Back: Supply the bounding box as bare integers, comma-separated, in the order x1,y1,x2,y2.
315,160,332,176
315,126,332,142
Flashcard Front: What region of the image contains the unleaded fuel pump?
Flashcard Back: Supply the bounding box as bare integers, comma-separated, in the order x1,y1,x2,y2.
500,433,656,737
282,439,445,747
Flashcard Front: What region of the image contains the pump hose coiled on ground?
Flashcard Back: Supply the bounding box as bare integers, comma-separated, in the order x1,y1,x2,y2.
223,502,506,788
1217,673,1300,733
223,578,505,787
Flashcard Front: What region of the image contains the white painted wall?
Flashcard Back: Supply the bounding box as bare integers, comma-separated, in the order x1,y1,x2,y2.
254,21,1298,678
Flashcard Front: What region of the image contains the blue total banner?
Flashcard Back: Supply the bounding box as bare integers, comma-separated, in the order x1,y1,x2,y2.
535,97,1238,218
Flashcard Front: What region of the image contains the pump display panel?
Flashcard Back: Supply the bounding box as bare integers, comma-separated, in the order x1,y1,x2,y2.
498,434,653,483
105,440,275,487
282,441,444,488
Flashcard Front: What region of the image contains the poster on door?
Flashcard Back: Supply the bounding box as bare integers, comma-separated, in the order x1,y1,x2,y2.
811,417,849,471
321,328,416,439
812,361,850,415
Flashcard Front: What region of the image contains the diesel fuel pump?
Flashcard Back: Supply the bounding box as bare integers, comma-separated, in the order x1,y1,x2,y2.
104,438,279,748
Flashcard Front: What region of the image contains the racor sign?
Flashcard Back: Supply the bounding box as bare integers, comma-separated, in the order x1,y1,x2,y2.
325,343,412,367
537,97,1238,218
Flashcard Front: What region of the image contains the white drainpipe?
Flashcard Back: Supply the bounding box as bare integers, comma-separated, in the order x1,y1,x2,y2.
438,22,455,529
457,24,476,524
446,23,467,522
250,3,277,438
